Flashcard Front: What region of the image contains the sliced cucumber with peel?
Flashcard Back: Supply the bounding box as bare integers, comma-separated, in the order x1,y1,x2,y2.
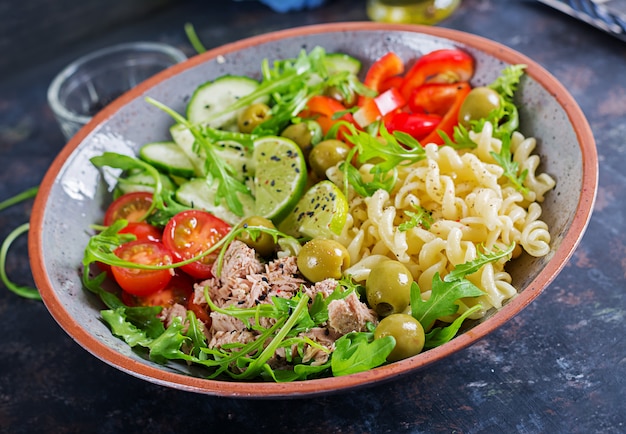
169,123,253,182
325,53,362,76
175,177,255,226
115,170,176,197
139,141,196,178
186,75,269,129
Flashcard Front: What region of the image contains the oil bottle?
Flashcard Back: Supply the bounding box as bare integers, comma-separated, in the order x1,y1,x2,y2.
366,0,461,25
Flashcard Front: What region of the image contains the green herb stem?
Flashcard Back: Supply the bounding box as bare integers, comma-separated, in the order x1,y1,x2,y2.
0,223,41,300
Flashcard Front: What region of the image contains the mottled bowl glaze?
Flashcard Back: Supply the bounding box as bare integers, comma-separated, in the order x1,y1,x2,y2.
29,22,598,398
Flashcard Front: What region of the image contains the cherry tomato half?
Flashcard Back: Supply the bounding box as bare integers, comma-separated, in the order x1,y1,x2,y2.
162,210,231,279
97,222,162,277
104,192,154,226
111,240,174,296
120,222,162,242
121,272,194,308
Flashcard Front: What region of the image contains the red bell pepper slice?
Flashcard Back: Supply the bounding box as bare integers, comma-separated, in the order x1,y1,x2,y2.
409,82,467,116
353,87,406,128
420,81,472,145
399,49,474,100
385,112,442,141
358,52,405,106
379,75,404,93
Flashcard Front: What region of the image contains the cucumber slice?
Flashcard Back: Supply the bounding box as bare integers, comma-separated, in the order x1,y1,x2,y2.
139,141,196,178
325,53,362,75
186,75,268,129
115,170,176,196
176,178,255,226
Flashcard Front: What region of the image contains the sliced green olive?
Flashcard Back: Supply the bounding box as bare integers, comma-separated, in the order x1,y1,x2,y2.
458,86,501,127
238,103,271,133
308,139,351,178
374,313,425,362
366,260,413,317
281,121,323,161
236,216,277,257
297,238,350,282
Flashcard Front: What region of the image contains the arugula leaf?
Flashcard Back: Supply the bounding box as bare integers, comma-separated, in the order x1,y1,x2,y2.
490,132,529,194
411,275,483,330
444,243,515,282
91,152,164,215
440,122,478,150
423,304,483,349
488,64,526,99
411,244,514,330
398,203,434,231
341,123,426,197
146,97,251,217
101,308,155,347
331,331,394,376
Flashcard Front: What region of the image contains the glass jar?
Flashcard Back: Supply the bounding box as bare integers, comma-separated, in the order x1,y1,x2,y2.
366,0,461,25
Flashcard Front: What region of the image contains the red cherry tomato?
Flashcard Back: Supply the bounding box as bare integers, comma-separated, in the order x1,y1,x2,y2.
188,296,212,325
104,192,153,226
162,210,231,279
97,222,162,276
121,272,194,308
111,240,174,296
119,222,162,242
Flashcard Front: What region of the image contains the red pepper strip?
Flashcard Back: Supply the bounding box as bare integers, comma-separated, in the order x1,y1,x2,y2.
409,82,467,116
379,75,404,93
399,49,474,100
385,112,442,141
421,82,472,145
353,87,406,128
358,52,405,106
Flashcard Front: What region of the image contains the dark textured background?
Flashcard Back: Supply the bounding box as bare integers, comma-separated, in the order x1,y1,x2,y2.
1,0,625,433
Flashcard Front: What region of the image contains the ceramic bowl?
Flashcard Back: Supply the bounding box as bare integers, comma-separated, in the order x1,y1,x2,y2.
29,22,598,398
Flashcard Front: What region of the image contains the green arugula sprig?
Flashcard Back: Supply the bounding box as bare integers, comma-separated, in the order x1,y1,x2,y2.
147,97,252,217
398,203,434,231
90,152,193,226
341,123,427,197
411,244,515,346
0,187,41,300
490,132,529,194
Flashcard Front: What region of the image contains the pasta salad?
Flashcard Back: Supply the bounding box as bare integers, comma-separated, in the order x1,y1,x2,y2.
82,46,555,381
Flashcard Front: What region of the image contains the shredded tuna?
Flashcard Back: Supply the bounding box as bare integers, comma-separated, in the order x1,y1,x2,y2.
190,240,379,372
159,303,188,328
327,292,378,335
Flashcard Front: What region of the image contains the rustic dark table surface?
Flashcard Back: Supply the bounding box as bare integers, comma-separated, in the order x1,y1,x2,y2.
1,0,624,433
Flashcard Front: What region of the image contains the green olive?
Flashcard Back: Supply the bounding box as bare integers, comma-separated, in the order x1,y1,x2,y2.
366,260,413,317
236,216,277,257
238,103,271,133
458,86,501,127
374,313,425,362
297,238,350,282
325,86,356,107
308,139,351,178
281,121,323,160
